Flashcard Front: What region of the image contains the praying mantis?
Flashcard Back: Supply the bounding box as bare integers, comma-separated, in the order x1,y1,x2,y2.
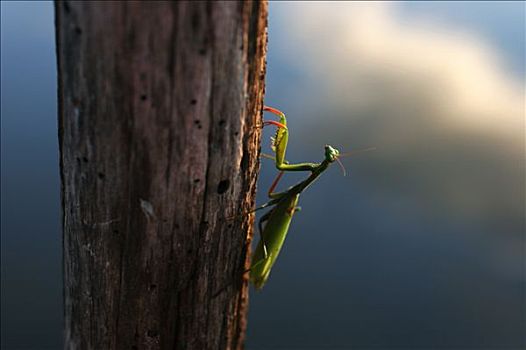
249,106,372,289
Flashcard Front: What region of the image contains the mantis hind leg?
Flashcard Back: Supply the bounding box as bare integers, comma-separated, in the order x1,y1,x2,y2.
225,197,280,220
258,210,272,259
268,171,285,199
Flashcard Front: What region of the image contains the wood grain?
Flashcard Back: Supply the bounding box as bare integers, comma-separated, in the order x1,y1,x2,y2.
55,1,267,348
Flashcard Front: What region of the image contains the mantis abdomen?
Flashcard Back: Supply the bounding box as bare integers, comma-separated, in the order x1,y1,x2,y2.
250,193,300,289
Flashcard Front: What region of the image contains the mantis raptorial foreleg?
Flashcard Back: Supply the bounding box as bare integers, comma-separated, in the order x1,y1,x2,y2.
263,106,320,172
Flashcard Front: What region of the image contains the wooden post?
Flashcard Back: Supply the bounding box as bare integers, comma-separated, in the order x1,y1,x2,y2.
55,1,267,349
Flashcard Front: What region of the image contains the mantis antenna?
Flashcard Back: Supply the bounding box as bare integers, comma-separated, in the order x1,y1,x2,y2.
336,146,376,176
338,147,377,158
335,157,347,176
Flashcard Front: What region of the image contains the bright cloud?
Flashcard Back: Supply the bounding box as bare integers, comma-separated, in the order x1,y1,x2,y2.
273,2,524,142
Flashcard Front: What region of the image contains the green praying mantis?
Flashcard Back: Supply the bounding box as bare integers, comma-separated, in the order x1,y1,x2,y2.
248,105,374,289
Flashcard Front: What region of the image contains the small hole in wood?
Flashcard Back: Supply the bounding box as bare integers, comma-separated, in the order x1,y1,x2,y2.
140,94,147,101
147,330,158,338
190,99,197,105
217,179,230,194
75,26,82,35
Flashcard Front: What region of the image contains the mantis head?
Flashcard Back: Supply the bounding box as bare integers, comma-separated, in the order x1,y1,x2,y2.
325,144,347,176
324,145,341,162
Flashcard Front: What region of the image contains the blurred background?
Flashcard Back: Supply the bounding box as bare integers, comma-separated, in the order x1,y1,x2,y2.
1,1,524,349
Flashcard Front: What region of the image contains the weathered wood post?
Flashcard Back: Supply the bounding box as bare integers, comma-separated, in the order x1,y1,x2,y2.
55,1,267,348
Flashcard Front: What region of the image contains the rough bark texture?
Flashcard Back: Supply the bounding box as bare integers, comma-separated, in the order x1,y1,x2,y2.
55,1,267,349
